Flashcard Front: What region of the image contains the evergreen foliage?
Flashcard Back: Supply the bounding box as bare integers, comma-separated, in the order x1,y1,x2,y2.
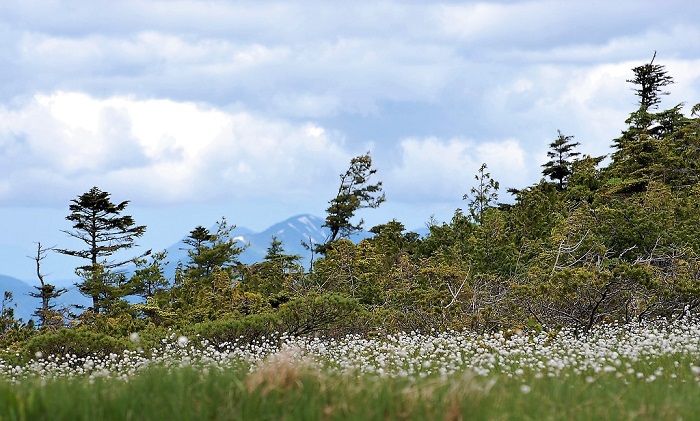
56,187,147,270
608,54,692,193
240,236,301,305
22,328,130,361
627,51,673,111
182,218,244,279
463,163,499,224
542,130,581,190
319,152,385,252
128,250,170,300
28,242,67,328
55,187,147,314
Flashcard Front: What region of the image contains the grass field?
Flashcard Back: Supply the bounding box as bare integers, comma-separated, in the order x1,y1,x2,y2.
2,318,700,420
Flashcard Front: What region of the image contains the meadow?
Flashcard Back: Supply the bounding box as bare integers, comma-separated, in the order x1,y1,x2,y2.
2,317,700,420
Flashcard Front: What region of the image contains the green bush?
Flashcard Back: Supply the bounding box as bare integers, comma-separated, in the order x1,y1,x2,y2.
22,328,131,360
191,312,280,346
191,294,366,346
276,294,366,337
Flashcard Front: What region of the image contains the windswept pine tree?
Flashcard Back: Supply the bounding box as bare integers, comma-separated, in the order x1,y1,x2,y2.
319,152,385,253
627,51,674,112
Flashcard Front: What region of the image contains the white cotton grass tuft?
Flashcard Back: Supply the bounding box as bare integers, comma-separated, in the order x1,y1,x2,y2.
177,336,189,348
2,317,700,385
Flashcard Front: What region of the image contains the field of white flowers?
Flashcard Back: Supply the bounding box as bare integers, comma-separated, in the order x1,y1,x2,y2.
3,317,700,420
3,317,700,385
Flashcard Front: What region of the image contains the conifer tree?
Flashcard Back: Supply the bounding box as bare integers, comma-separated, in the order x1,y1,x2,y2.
128,250,170,299
182,218,244,280
464,163,499,225
627,51,673,113
320,152,385,253
609,53,688,193
56,186,147,313
75,263,129,315
542,130,581,190
29,242,67,327
264,236,301,267
243,236,301,302
0,291,20,338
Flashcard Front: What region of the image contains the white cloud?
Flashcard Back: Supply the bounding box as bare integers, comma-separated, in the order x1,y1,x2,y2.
0,91,351,205
434,1,699,52
13,28,457,119
386,137,528,203
5,0,699,131
19,31,291,80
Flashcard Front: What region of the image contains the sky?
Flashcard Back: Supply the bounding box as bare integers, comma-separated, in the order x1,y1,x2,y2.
1,0,700,281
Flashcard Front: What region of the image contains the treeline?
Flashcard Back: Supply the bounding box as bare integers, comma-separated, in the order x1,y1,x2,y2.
2,56,700,355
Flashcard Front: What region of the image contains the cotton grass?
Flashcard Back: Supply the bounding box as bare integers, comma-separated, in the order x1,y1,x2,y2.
2,317,700,385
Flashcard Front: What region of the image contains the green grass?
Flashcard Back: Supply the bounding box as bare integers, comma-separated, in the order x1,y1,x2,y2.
1,356,699,421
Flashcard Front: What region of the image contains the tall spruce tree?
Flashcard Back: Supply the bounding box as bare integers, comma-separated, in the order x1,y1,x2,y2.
609,53,688,193
627,51,673,113
56,186,147,313
319,152,385,253
542,130,581,190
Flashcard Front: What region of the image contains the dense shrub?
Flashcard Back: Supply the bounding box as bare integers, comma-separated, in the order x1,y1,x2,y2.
191,294,366,345
191,312,280,346
22,328,131,360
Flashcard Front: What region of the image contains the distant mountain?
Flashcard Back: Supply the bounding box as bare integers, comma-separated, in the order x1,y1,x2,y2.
236,213,331,265
0,274,90,322
0,274,34,321
159,214,371,279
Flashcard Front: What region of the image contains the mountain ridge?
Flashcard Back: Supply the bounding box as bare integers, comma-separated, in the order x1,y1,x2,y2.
159,213,366,280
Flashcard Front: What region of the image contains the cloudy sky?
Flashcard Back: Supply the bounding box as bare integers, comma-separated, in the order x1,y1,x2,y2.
1,0,700,280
